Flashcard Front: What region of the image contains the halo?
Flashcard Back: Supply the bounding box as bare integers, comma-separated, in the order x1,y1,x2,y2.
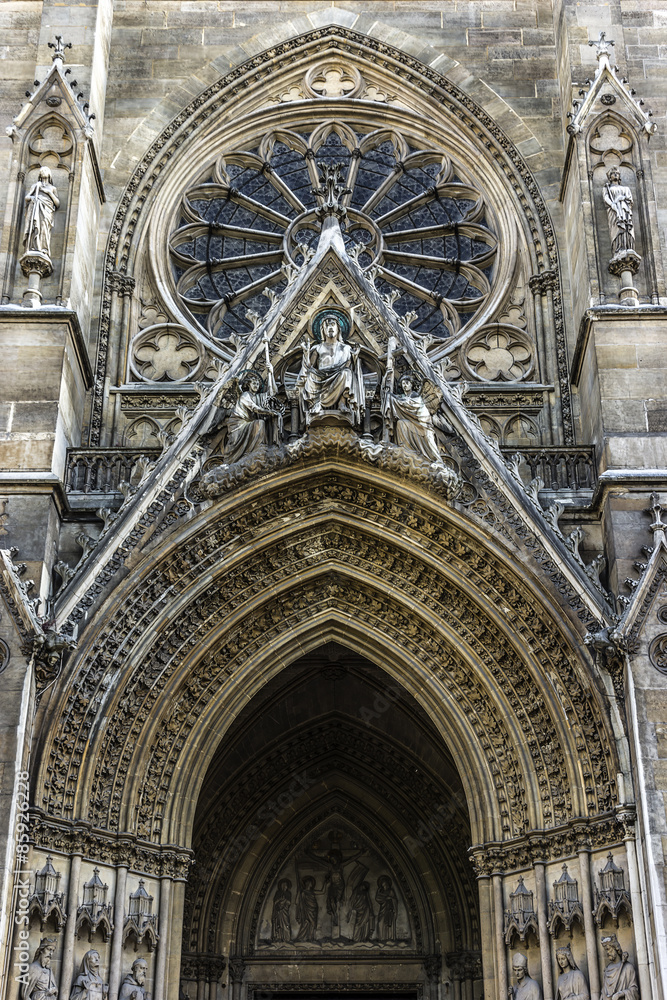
237,369,265,391
397,369,423,392
311,308,351,342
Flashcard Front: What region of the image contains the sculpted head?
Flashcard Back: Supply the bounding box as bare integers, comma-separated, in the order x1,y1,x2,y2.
556,946,577,971
400,374,414,394
132,959,148,985
601,935,624,963
35,938,56,967
606,166,621,185
240,371,263,394
322,315,341,342
512,953,529,983
82,950,101,976
38,166,53,184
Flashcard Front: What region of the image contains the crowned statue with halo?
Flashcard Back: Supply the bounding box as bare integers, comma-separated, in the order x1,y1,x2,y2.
297,308,365,428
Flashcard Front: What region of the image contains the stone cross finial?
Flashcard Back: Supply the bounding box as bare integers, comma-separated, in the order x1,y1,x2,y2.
588,31,615,67
48,35,72,63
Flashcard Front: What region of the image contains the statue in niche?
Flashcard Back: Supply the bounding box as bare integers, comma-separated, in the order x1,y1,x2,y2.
555,946,589,1000
382,339,453,464
510,953,543,1000
270,878,292,942
297,309,365,427
70,950,109,1000
119,959,149,1000
23,166,60,260
295,875,319,941
22,938,58,1000
218,368,282,464
603,167,636,256
347,880,374,942
600,935,639,1000
375,874,398,941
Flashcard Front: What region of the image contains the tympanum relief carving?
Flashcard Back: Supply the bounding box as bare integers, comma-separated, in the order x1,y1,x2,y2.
256,827,412,950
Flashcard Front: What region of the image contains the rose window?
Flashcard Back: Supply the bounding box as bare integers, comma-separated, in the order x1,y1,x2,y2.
169,124,498,346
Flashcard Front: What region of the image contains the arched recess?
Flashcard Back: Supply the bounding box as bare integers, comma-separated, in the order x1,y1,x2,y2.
91,24,574,449
27,456,633,1000
34,461,621,849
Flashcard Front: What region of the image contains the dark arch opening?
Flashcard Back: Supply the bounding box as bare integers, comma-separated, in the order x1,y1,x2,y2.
182,644,481,1000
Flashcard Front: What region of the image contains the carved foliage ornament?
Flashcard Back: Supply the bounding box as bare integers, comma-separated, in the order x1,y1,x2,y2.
43,477,616,841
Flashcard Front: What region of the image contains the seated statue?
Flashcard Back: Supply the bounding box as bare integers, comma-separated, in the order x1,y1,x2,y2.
601,935,639,1000
70,950,108,1000
203,368,282,464
555,945,589,1000
510,953,542,1000
382,369,452,465
297,309,365,427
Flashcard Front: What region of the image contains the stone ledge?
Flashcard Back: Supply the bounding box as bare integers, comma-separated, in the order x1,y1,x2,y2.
0,305,93,389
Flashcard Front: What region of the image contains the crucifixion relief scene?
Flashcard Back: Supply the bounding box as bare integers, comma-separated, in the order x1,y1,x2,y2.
0,7,666,1000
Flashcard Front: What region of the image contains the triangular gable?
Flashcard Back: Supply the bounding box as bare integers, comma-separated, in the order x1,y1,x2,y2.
614,497,667,656
567,31,657,138
55,217,613,633
6,38,95,144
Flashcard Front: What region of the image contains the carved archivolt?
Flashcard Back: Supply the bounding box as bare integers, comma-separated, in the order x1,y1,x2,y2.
37,467,617,851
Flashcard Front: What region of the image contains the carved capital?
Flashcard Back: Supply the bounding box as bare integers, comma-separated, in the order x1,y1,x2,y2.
20,252,53,279
108,270,136,297
529,270,557,295
608,250,642,277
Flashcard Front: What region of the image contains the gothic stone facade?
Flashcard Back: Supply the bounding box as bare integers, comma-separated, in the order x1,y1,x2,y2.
0,5,666,1000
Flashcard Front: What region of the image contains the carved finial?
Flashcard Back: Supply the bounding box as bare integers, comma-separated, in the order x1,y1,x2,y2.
48,35,72,64
649,492,666,544
313,162,351,224
589,31,615,66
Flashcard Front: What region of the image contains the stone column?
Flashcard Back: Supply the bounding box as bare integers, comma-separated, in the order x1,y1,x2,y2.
492,873,508,1000
107,271,135,444
577,848,600,1000
108,865,128,1000
476,874,495,1000
424,954,441,1000
154,877,172,1000
228,958,245,1000
621,815,652,1000
59,853,82,1000
608,252,641,307
534,863,553,1000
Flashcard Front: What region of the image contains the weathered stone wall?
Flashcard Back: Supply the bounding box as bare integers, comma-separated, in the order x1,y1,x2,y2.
0,4,666,1000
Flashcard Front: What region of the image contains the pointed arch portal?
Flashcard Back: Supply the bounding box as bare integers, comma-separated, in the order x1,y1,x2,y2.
18,23,642,1000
